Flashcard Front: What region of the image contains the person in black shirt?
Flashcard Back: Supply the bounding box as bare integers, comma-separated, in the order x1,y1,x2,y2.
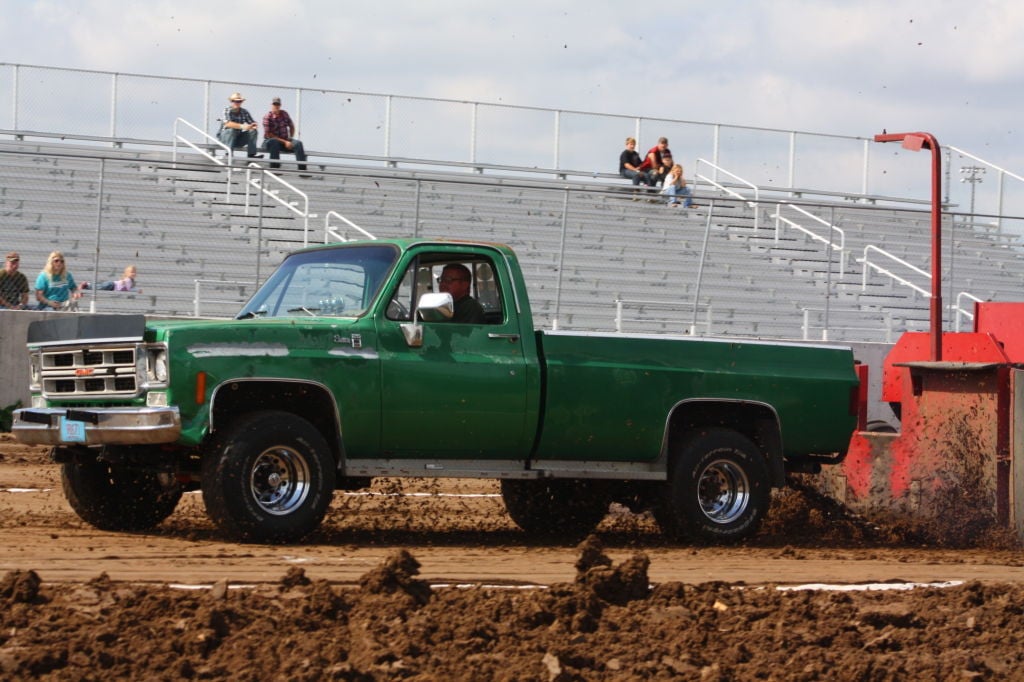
438,264,485,323
619,137,652,186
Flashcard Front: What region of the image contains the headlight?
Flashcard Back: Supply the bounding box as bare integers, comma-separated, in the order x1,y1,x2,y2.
29,354,41,390
154,352,169,382
146,347,169,384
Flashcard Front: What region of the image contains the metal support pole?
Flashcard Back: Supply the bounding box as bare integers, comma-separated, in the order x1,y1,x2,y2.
203,81,210,138
384,95,392,158
470,102,478,164
551,189,570,330
90,159,106,314
109,73,118,141
691,200,715,335
787,131,796,195
413,180,422,236
256,167,265,287
553,110,561,172
11,64,18,130
711,125,720,182
861,139,870,198
823,206,835,341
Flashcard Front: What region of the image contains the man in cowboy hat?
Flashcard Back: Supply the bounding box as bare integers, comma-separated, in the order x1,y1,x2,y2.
217,92,263,158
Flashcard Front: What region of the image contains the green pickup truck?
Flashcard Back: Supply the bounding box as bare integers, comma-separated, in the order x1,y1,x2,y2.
13,239,860,543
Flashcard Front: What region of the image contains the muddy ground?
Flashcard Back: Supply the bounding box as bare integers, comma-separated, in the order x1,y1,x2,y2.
2,433,1024,680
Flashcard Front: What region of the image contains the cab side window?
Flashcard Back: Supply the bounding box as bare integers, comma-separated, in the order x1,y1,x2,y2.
385,254,504,324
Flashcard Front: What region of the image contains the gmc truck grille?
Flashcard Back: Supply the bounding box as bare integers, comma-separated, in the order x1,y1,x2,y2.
39,346,140,398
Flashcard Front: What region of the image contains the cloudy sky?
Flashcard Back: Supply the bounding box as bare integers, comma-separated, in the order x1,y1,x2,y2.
2,1,1021,189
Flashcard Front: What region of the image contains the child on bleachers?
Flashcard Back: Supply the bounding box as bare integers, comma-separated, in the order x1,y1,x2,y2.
82,265,142,293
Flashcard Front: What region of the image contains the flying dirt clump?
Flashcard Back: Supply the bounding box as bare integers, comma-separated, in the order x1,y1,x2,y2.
0,569,43,605
540,535,653,634
574,534,650,606
358,548,432,606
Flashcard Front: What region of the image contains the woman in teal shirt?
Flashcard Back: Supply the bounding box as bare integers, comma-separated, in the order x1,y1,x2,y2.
34,251,81,310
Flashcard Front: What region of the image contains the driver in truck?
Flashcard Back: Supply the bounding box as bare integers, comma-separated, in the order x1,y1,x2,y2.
438,263,485,323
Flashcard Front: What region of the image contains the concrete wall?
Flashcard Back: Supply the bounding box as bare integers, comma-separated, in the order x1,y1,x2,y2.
0,310,42,409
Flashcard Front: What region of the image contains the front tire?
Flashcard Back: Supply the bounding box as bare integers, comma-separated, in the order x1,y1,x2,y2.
657,428,770,543
202,411,335,543
501,479,610,541
62,458,182,531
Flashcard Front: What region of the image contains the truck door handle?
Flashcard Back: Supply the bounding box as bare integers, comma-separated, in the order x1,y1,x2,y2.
488,333,520,342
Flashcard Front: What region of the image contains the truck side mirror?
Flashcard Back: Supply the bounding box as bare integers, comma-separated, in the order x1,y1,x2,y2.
417,292,454,322
399,292,454,347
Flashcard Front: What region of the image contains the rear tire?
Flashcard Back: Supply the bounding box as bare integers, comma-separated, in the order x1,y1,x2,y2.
501,479,610,541
657,428,770,543
202,411,335,543
62,458,182,531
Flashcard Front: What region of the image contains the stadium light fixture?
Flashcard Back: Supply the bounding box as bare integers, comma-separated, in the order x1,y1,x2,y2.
874,131,943,361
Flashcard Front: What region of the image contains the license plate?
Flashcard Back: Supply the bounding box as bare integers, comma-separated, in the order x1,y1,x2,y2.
59,417,87,443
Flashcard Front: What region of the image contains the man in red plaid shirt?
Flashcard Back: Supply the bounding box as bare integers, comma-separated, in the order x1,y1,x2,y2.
262,97,308,173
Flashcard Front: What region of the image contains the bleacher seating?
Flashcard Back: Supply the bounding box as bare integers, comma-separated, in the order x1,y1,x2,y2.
2,135,1023,341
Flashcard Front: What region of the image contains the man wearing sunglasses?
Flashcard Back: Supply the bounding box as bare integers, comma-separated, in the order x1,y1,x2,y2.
438,264,485,323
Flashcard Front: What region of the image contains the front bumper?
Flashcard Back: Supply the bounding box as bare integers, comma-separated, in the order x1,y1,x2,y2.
12,406,181,446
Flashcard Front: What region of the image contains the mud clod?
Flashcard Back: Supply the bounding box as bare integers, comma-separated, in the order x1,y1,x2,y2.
358,549,431,605
1,569,42,604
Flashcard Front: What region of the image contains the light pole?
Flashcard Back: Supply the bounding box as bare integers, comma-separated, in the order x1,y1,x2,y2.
960,165,986,222
874,131,943,361
954,166,985,316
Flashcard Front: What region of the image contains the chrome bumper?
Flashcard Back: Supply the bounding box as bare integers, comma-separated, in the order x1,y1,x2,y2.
12,406,181,446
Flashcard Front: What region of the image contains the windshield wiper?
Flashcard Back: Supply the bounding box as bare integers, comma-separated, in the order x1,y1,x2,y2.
287,306,320,316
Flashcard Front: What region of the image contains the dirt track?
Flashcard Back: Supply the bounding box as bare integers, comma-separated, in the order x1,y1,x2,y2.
3,433,1024,679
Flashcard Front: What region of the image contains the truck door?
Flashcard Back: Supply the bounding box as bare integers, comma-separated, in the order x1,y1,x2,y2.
375,250,531,458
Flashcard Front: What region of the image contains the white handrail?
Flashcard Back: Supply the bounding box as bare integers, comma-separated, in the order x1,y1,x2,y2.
953,291,984,332
948,145,1024,230
801,306,895,343
172,117,235,200
773,203,848,273
613,298,712,336
244,165,312,245
858,244,931,297
693,158,760,229
325,210,376,243
193,279,255,317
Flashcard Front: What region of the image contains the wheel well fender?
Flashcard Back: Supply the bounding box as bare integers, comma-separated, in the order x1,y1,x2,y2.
663,399,785,487
208,379,344,466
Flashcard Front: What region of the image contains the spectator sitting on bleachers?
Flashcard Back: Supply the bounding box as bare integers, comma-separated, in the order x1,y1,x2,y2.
619,137,653,186
638,137,671,186
661,164,694,208
263,97,308,173
217,92,263,159
652,148,676,188
0,251,29,309
34,251,81,311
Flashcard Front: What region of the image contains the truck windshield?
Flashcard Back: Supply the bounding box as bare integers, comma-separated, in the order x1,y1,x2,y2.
236,244,399,319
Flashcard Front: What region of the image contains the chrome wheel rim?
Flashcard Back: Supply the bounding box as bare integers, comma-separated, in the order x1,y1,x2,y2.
249,446,311,516
697,459,750,524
